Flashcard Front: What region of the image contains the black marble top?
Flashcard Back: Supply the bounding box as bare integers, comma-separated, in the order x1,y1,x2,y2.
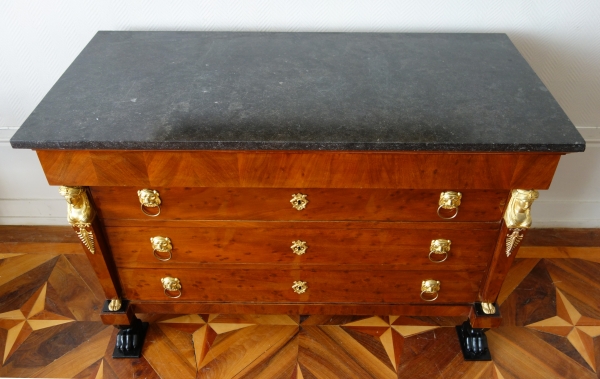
11,32,585,152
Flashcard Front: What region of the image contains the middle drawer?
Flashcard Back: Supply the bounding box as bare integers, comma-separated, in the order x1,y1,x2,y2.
106,226,498,268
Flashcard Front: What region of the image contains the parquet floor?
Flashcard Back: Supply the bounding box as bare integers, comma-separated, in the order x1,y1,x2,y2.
1,239,600,378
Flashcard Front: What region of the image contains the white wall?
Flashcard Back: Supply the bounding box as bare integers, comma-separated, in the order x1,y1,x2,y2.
1,0,599,227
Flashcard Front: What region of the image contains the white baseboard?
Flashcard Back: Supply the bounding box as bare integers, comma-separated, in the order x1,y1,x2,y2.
532,200,600,228
0,199,66,225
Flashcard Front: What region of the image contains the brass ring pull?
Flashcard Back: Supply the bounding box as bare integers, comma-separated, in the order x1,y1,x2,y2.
428,250,448,263
420,290,439,302
138,189,162,217
429,239,451,263
141,203,161,217
436,205,458,220
420,279,440,302
437,191,462,220
164,288,182,298
161,277,181,298
151,236,173,262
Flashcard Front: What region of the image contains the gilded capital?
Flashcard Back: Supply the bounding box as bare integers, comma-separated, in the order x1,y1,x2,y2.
58,186,96,225
503,189,539,229
59,186,96,254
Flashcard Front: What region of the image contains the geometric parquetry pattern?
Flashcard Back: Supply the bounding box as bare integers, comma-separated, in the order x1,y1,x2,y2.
1,247,600,378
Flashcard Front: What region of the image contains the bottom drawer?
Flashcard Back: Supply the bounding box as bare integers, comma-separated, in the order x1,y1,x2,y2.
119,268,484,304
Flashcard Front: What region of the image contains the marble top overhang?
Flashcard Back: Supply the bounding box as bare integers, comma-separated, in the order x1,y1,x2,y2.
11,31,585,152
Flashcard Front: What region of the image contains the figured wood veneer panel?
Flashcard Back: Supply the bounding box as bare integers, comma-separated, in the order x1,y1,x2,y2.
91,187,508,222
106,226,497,268
131,302,472,316
510,154,561,189
118,268,483,303
37,150,98,185
37,150,560,189
144,151,240,187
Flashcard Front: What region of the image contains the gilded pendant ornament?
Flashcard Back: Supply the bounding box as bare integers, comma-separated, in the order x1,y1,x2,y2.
59,186,96,254
75,223,95,254
505,228,524,257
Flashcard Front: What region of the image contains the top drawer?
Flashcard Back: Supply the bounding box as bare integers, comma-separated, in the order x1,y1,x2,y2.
91,187,507,222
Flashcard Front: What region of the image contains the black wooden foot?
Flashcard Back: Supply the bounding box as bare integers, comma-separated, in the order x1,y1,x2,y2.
456,320,492,361
112,318,148,359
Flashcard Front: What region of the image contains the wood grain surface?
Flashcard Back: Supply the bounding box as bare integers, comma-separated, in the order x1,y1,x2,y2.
118,267,484,303
2,237,600,378
37,150,560,189
91,187,508,222
106,226,498,268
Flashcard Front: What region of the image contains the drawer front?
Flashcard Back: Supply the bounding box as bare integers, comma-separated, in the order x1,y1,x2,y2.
107,226,498,268
92,187,507,222
119,268,483,304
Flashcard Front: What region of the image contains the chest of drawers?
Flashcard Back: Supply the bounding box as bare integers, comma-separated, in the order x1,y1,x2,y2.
11,32,585,357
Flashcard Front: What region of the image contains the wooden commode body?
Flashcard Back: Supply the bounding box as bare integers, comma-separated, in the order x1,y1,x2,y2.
11,32,585,356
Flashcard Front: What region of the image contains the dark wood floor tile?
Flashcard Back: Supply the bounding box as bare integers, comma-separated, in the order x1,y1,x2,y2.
4,321,106,370
396,327,462,379
404,316,466,326
64,254,106,301
523,228,600,247
298,326,370,378
102,359,122,379
439,353,495,379
0,254,59,288
341,326,395,372
390,316,434,326
72,358,102,378
298,363,318,379
528,328,594,372
497,258,541,305
488,327,596,379
546,259,600,319
44,280,77,320
300,315,369,326
47,255,103,321
500,259,556,327
142,323,196,379
198,325,298,378
0,256,59,313
102,328,161,379
0,226,77,243
234,334,298,379
594,336,600,379
209,314,298,325
298,325,394,379
28,325,112,378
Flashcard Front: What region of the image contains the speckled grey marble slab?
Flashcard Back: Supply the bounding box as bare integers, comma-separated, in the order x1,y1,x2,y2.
11,32,585,152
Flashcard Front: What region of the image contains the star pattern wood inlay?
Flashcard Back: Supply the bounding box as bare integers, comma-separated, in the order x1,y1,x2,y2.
527,288,600,371
0,283,74,363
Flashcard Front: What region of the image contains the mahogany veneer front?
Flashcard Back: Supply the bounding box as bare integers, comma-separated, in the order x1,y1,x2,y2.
33,150,562,325
37,150,561,189
119,267,484,303
91,187,508,222
107,225,498,268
